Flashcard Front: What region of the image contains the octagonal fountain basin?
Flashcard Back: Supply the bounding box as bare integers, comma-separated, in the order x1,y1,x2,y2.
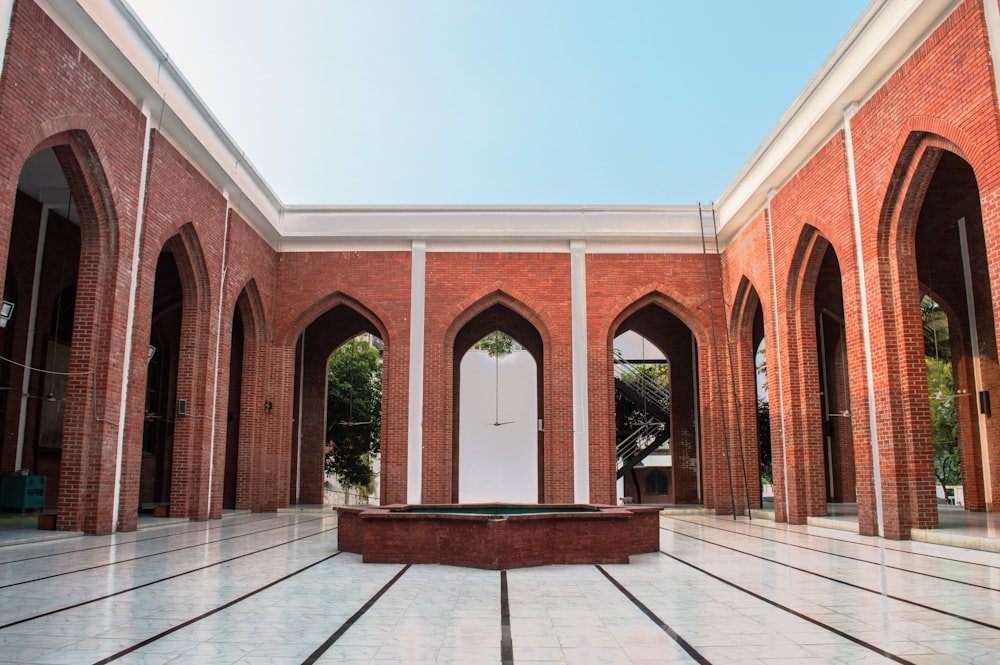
336,503,660,570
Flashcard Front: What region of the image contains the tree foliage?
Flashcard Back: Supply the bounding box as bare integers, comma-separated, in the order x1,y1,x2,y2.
325,337,382,489
921,295,950,360
475,331,515,357
926,356,961,492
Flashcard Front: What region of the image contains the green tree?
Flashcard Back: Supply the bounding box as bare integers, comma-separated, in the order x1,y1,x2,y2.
475,331,515,357
921,295,950,360
326,336,382,489
926,356,961,493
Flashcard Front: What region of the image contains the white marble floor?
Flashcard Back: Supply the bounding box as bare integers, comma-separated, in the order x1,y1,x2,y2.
0,510,998,663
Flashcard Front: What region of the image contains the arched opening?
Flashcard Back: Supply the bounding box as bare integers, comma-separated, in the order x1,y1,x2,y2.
732,280,771,509
325,333,383,504
814,249,856,506
141,248,182,513
911,152,996,513
0,149,81,513
222,305,244,510
613,330,670,505
452,303,543,503
612,302,699,506
288,302,385,507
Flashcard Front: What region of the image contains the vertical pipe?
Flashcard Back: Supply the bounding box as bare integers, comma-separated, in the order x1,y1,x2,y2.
206,200,232,516
957,218,993,505
765,193,792,522
843,104,885,536
14,204,51,470
698,204,737,517
112,104,154,528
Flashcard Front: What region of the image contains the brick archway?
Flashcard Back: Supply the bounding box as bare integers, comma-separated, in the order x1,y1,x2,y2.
879,132,997,526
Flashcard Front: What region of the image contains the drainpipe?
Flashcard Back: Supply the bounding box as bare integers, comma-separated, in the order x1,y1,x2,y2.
206,193,232,516
957,218,993,506
112,102,155,528
765,191,791,522
843,103,885,536
14,203,52,470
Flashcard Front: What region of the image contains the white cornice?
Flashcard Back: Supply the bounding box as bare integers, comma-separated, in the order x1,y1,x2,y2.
18,0,965,254
716,0,961,246
35,0,282,247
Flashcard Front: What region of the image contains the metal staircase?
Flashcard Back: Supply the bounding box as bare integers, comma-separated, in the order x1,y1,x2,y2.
614,352,670,478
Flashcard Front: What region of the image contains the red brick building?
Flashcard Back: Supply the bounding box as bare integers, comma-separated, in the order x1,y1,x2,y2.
0,0,997,541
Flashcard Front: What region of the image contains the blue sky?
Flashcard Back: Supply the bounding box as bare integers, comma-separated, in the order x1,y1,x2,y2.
128,0,870,206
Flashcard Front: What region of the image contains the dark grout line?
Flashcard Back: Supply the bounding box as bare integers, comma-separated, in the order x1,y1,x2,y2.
0,512,287,565
658,551,917,665
301,564,411,665
662,524,1000,631
90,552,343,665
0,515,330,589
596,565,711,665
664,516,1000,592
500,570,513,665
0,522,338,631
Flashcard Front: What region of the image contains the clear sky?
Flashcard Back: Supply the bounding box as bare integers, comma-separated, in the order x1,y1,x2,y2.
127,0,870,206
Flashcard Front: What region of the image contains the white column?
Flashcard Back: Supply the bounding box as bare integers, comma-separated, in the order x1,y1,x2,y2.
112,104,154,528
843,103,885,536
571,240,589,504
407,241,426,504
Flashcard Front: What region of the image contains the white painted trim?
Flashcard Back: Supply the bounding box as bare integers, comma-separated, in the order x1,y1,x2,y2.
958,218,993,506
570,240,589,504
15,204,51,471
407,241,426,504
112,106,154,529
37,0,281,247
718,0,962,245
843,105,885,536
765,193,791,523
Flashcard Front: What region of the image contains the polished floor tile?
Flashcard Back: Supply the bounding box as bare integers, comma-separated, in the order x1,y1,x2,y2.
0,508,998,663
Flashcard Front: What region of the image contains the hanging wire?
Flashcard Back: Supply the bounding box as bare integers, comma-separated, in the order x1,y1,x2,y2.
710,206,753,519
698,203,738,519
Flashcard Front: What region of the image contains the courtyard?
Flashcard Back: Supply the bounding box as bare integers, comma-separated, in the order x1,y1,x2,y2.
0,508,998,664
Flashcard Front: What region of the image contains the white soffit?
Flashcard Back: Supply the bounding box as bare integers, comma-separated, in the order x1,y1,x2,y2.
716,0,960,245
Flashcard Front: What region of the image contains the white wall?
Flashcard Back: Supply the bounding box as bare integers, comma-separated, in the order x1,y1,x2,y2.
458,349,538,503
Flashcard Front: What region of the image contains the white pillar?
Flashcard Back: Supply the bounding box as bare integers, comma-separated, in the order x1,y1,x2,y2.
407,241,426,504
571,240,589,503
